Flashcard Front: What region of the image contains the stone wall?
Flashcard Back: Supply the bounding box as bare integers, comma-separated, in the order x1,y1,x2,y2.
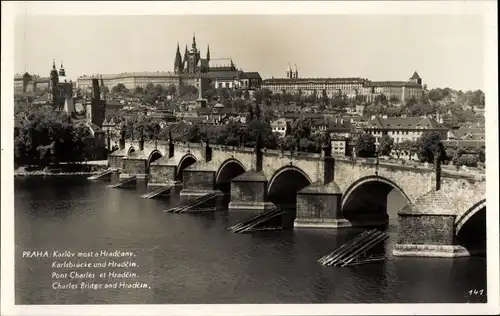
265,153,322,184
109,156,124,169
231,181,267,204
183,170,215,191
334,159,433,203
397,214,456,245
296,193,342,226
122,159,147,175
149,165,176,184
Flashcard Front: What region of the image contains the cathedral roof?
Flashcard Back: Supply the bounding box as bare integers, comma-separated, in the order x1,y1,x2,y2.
207,71,240,80
242,72,262,80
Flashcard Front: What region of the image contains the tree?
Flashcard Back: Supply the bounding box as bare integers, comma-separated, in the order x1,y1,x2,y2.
415,131,446,163
101,85,110,95
254,104,261,120
263,108,277,123
247,104,254,122
243,90,250,101
216,87,229,100
378,135,394,156
254,90,263,106
355,133,376,157
186,125,204,143
203,89,216,100
134,86,145,95
278,134,297,151
14,107,98,166
166,84,177,96
428,88,444,102
111,83,129,96
291,117,314,149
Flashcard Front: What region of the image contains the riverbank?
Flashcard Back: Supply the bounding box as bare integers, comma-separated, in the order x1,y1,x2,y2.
14,165,108,177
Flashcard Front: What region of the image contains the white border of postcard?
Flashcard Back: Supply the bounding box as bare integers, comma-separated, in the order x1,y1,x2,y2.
1,1,498,315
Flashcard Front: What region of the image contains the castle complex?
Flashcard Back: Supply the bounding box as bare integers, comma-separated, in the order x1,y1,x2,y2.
262,66,424,102
17,34,423,103
75,34,262,94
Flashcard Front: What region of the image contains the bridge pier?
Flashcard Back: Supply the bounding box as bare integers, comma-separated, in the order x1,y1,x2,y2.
295,181,349,228
121,153,149,180
178,142,222,205
393,190,469,257
149,141,178,187
228,170,276,212
294,144,351,228
108,138,127,171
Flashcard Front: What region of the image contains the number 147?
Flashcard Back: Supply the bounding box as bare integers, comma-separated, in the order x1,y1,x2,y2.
468,289,484,295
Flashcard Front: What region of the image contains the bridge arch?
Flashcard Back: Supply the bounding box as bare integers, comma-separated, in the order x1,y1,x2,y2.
267,166,312,228
146,149,163,174
176,154,198,181
455,199,486,256
341,176,411,227
215,159,247,196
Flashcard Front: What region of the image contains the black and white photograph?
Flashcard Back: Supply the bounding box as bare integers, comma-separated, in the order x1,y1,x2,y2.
1,1,498,315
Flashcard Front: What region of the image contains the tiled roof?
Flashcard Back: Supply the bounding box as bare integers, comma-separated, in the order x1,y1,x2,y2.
410,71,421,80
207,71,240,80
263,77,367,84
78,71,178,80
442,139,485,149
370,81,421,88
365,116,447,130
242,72,262,80
451,127,485,139
327,120,353,131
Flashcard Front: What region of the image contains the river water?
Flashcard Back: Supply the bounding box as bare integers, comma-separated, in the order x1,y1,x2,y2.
14,176,487,304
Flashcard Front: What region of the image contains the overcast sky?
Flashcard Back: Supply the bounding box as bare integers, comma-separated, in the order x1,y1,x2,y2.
14,14,485,91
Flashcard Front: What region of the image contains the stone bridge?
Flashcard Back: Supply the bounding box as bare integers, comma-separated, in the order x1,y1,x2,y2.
108,139,487,257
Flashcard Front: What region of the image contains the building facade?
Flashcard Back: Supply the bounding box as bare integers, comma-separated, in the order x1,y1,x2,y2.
14,73,50,93
262,67,424,103
363,116,448,146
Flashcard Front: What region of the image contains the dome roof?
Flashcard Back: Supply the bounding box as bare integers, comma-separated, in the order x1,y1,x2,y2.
214,103,224,108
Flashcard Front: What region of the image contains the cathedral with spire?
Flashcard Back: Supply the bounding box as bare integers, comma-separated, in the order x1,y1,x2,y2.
76,33,262,97
174,33,236,75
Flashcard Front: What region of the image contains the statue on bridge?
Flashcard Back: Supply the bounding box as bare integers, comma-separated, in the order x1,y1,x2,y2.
321,131,332,157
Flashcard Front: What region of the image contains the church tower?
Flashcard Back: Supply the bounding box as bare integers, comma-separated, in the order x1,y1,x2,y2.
286,63,292,78
58,61,66,77
409,71,422,85
49,60,59,107
183,45,189,71
49,59,59,89
174,42,183,74
206,45,210,62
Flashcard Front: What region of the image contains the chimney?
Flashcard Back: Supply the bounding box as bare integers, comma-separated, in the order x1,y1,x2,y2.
119,138,125,150
371,115,376,120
